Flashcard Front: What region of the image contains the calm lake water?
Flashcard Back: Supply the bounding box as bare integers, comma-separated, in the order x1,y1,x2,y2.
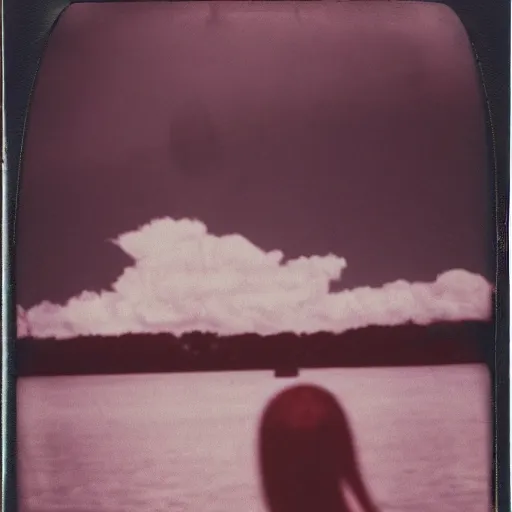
18,365,491,512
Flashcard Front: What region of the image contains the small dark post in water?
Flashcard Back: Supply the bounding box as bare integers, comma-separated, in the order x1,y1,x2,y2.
274,366,299,378
273,334,300,378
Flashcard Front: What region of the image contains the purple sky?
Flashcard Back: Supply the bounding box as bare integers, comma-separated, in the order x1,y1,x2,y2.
16,1,492,309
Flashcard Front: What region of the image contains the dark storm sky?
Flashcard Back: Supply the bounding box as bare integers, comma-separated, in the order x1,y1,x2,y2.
16,1,493,308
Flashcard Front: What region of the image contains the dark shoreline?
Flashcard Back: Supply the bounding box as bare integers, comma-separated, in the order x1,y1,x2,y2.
15,321,493,377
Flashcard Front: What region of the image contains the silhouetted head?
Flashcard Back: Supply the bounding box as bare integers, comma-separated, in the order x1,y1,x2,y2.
258,384,358,512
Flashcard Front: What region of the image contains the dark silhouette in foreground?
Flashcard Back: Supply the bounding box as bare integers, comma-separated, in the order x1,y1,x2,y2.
259,385,380,512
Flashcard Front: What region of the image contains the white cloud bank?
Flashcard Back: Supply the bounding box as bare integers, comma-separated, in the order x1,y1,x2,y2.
17,217,493,339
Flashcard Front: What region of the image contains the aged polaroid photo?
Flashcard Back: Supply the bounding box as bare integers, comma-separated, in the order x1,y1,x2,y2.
15,3,494,512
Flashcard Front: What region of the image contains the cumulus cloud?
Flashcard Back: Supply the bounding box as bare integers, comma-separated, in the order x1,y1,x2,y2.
17,217,493,339
17,306,31,338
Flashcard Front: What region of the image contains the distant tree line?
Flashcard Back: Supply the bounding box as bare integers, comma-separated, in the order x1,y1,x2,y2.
15,321,493,377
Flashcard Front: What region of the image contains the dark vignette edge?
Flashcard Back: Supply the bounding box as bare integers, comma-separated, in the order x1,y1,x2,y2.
2,2,72,511
1,2,509,512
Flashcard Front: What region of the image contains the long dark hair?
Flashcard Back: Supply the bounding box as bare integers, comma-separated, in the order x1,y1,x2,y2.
259,384,379,512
